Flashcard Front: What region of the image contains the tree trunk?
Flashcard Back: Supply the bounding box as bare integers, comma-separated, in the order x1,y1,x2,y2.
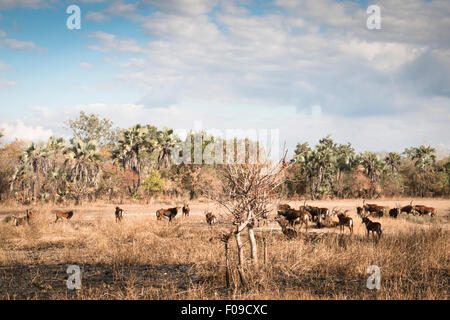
235,231,247,288
247,225,258,265
224,242,230,288
263,237,267,265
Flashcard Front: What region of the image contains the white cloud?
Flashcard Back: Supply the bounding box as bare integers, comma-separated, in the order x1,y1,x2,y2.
143,0,218,16
0,119,53,142
106,1,138,15
275,0,361,28
0,38,39,50
79,0,106,3
0,60,11,70
0,0,49,9
2,0,449,152
104,57,147,68
142,12,220,42
88,31,145,53
85,11,110,22
85,0,449,117
79,62,94,69
0,78,17,89
338,40,425,72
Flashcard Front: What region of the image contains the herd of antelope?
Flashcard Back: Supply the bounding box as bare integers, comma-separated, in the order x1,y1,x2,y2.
7,199,437,242
274,200,437,241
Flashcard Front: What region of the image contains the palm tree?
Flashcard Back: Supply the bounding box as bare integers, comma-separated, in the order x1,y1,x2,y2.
294,137,337,199
157,128,179,170
64,138,101,204
359,152,384,182
19,142,50,201
404,145,436,196
359,151,385,197
47,136,67,169
111,124,157,192
10,164,34,202
332,143,356,197
404,146,436,171
384,152,402,173
47,136,66,154
291,143,310,164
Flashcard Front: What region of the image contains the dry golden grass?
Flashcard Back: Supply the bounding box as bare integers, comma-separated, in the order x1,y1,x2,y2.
0,199,448,300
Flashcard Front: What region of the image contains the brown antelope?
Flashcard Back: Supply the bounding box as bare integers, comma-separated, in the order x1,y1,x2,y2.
377,205,388,217
400,201,414,215
275,216,297,239
362,200,379,215
361,216,382,240
413,205,436,217
182,204,190,218
278,204,291,213
12,209,36,226
303,205,326,222
26,209,36,224
412,204,426,216
336,210,353,234
277,208,310,232
356,206,364,217
115,207,125,222
156,207,180,222
389,204,400,218
363,202,387,217
55,211,74,223
205,212,217,226
12,216,27,226
279,209,311,232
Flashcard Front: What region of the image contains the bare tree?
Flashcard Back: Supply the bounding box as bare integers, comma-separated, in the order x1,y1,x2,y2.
205,154,288,287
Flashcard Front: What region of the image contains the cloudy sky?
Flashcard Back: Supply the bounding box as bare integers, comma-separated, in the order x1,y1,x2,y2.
0,0,449,155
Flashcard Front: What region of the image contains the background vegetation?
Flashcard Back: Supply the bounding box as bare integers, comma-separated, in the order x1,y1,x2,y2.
1,111,449,206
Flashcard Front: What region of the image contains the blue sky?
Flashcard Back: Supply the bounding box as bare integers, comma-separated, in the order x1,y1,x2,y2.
0,0,449,155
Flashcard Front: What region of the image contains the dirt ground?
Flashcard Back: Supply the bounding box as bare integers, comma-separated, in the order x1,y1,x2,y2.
0,198,448,300
2,198,447,235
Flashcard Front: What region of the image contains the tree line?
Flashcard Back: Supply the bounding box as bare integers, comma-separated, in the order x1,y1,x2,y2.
0,111,449,205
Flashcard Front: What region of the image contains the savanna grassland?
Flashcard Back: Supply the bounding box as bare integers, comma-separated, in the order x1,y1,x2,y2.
0,198,448,300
